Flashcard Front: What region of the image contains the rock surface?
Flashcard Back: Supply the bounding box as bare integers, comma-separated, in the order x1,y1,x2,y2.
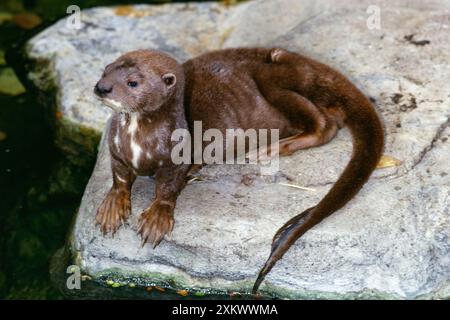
27,0,450,299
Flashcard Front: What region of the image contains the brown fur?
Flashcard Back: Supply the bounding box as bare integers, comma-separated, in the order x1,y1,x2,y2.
94,48,384,293
95,50,190,246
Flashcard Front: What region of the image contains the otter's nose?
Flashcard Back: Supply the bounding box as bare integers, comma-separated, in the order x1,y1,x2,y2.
94,83,112,97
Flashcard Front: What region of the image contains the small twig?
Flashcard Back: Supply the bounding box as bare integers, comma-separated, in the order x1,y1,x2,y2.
187,176,202,184
278,182,316,192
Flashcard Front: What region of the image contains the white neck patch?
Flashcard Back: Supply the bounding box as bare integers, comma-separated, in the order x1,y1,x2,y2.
127,114,142,169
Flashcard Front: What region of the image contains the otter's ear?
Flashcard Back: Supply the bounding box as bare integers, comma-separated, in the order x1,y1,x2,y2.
162,73,176,89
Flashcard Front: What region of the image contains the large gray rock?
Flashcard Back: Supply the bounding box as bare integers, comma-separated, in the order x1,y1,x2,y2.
28,0,450,299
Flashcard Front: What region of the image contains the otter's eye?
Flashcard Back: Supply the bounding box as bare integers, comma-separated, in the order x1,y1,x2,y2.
127,81,138,88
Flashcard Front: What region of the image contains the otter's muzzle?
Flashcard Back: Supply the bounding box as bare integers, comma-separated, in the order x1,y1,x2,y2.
94,83,112,97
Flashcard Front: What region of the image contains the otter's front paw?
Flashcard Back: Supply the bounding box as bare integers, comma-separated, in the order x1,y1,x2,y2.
96,188,131,235
137,200,175,248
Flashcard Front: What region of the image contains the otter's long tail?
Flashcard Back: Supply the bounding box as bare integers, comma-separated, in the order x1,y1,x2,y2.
252,89,384,294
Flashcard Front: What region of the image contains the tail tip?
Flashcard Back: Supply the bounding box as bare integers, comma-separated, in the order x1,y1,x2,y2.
252,271,265,295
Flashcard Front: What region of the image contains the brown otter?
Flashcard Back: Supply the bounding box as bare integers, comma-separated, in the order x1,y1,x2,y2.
94,48,384,294
94,50,191,246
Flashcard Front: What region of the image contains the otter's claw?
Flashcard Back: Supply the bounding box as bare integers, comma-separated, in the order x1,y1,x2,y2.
96,188,131,235
137,200,175,248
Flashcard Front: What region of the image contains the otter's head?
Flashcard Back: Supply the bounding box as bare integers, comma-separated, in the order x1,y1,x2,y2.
94,50,182,114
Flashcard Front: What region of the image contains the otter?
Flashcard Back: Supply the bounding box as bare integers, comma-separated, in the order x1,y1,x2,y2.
94,50,191,246
94,48,384,294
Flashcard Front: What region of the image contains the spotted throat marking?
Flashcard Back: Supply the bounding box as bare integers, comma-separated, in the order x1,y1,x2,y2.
128,114,142,169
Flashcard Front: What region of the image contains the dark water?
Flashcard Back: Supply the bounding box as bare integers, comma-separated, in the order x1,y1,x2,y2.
0,0,216,300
